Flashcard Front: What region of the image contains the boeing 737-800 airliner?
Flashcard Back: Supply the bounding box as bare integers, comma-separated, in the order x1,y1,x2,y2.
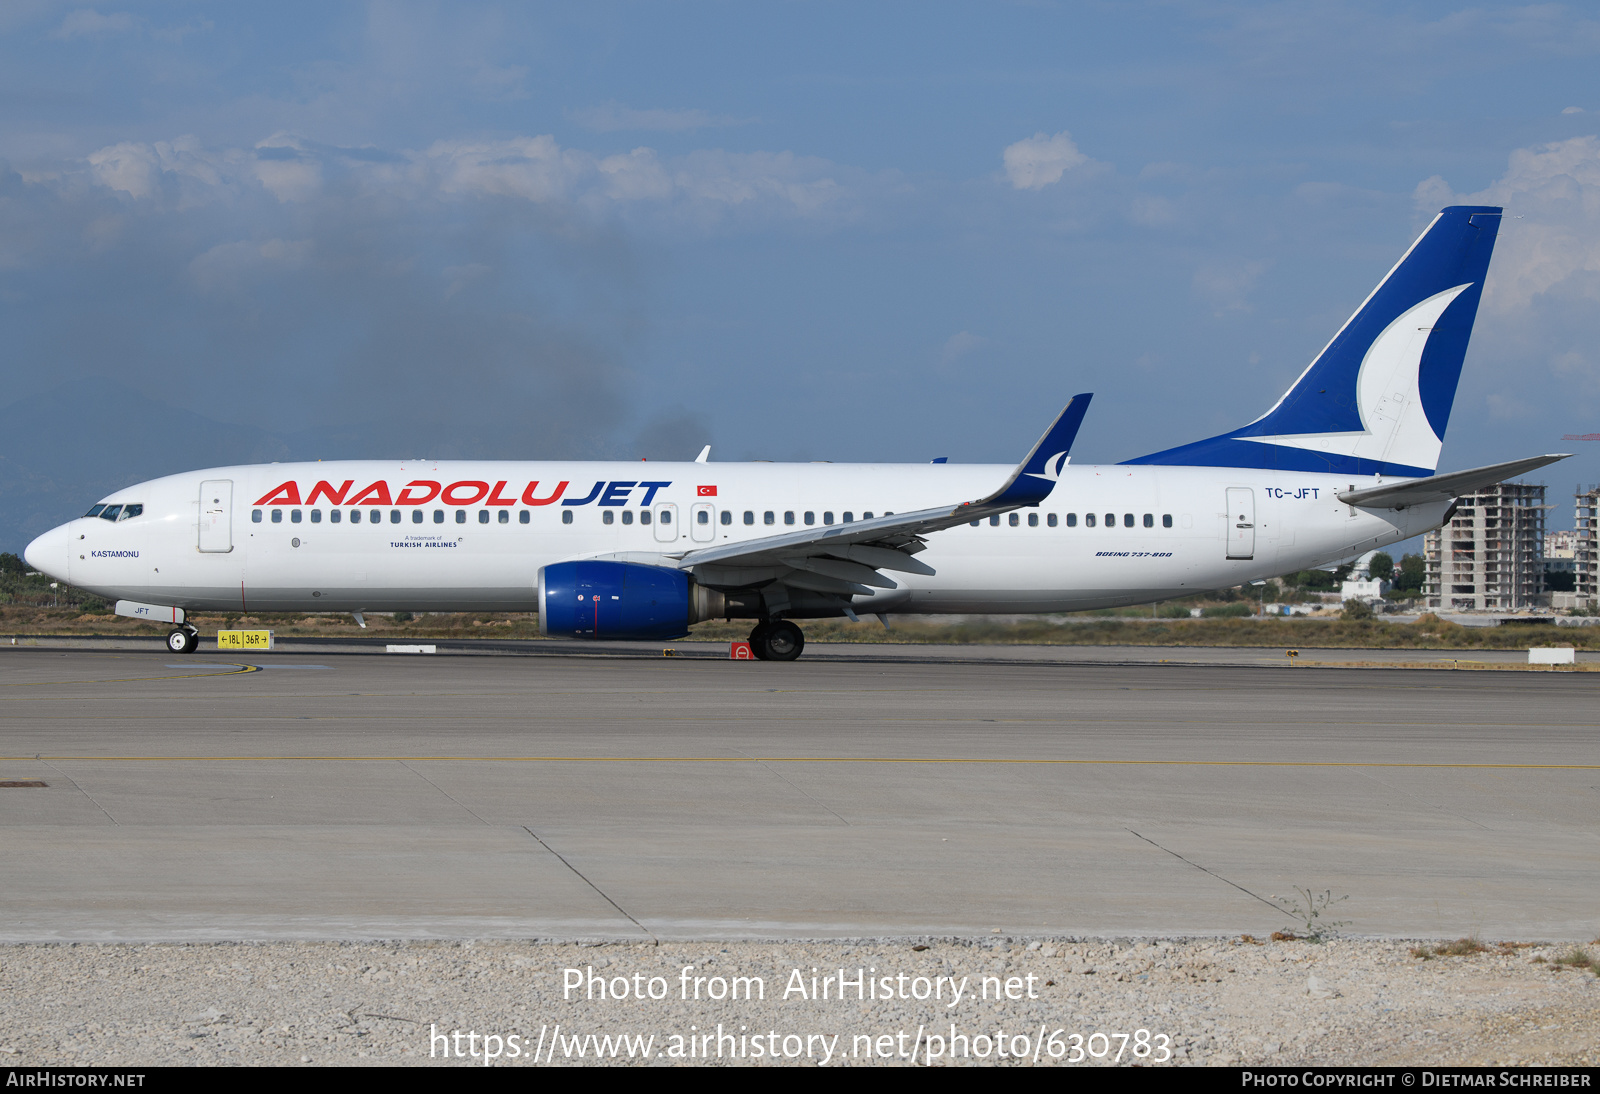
23,205,1567,660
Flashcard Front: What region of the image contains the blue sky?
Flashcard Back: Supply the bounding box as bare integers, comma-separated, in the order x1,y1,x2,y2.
3,1,1600,544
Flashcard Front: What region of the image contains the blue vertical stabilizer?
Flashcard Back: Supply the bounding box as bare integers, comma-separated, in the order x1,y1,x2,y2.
1125,206,1502,477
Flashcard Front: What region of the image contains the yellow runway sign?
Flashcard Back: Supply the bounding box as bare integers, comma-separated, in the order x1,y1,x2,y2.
215,630,273,651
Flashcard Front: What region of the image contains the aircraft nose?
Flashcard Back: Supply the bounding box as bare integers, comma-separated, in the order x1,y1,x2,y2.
24,524,71,582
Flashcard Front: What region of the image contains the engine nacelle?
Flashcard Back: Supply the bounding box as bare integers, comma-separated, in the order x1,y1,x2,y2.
539,560,726,640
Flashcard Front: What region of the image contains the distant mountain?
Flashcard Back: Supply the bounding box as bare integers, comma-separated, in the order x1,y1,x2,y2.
0,379,630,554
0,380,288,552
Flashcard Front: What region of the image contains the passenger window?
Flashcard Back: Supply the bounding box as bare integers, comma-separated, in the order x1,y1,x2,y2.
863,512,873,520
371,509,383,524
562,510,573,525
478,510,489,524
603,511,615,525
1028,513,1038,527
1123,513,1134,528
519,511,530,524
1163,514,1173,528
720,511,732,526
1008,513,1019,527
120,504,143,520
1085,513,1095,528
311,509,322,524
1047,514,1057,527
100,505,122,521
498,510,509,524
804,511,815,525
412,510,423,524
271,509,282,523
456,510,466,524
989,515,999,527
351,509,361,524
1105,513,1115,527
432,510,442,524
823,512,834,525
641,511,652,525
744,511,755,525
252,509,262,523
86,505,107,518
622,510,634,525
842,512,853,523
764,511,775,525
660,510,671,524
330,509,342,524
970,521,980,527
1143,513,1154,528
1065,513,1075,527
391,510,401,524
699,510,710,525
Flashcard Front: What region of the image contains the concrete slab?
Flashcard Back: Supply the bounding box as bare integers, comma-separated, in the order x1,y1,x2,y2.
2,648,1597,940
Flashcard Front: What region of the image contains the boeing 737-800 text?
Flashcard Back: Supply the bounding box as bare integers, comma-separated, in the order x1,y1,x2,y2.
24,205,1566,659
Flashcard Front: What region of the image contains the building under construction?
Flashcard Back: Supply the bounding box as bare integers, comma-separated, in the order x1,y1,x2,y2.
1423,481,1548,610
1568,486,1600,610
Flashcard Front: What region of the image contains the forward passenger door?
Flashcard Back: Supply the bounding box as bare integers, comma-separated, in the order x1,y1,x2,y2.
199,480,233,553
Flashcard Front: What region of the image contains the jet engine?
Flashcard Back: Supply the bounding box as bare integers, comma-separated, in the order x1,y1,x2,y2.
538,560,733,640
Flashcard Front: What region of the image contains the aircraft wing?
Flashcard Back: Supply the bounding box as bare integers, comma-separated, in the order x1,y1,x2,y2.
672,394,1092,598
1336,453,1571,510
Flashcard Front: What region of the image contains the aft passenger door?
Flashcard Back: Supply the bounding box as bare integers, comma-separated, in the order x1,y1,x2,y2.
653,502,679,542
1225,487,1255,560
199,480,233,553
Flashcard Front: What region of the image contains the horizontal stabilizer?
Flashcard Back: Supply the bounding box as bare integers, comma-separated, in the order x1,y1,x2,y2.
1337,454,1571,509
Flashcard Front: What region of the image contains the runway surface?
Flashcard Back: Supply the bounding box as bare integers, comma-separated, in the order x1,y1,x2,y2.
1,645,1596,941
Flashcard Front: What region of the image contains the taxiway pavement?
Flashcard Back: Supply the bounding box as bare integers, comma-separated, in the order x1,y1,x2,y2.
1,646,1595,941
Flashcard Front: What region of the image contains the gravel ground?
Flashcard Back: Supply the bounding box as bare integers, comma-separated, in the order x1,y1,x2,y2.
2,938,1597,1067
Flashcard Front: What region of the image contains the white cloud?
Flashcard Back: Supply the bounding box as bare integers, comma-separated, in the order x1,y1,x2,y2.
938,331,985,372
1129,194,1177,226
51,9,136,39
1417,136,1600,314
1002,130,1094,190
78,133,860,227
188,238,311,292
1562,106,1586,115
86,142,162,200
573,102,749,133
1193,259,1269,315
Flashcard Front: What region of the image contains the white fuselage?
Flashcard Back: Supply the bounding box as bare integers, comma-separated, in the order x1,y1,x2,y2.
31,459,1443,616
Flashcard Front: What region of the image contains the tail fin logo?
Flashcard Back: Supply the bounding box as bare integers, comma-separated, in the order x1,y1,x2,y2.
1240,282,1470,472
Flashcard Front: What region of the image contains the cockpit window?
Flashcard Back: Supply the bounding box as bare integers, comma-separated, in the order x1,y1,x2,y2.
118,504,143,521
85,504,106,518
99,505,123,521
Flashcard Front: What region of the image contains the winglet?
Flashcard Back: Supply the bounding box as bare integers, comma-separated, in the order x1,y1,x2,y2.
975,393,1093,508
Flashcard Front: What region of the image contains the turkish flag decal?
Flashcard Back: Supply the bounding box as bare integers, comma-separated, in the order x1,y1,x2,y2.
697,485,717,497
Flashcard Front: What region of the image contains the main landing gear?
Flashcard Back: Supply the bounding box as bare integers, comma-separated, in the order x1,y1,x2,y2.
167,627,200,654
748,620,805,662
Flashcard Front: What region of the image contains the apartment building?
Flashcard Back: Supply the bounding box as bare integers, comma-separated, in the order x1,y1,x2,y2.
1423,481,1548,610
1571,487,1600,610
